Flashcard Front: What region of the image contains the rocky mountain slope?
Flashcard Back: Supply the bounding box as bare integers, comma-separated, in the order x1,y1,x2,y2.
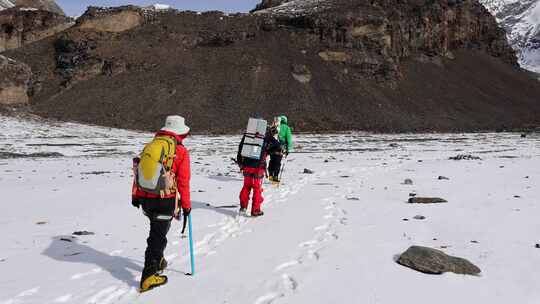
2,0,540,133
0,0,64,15
480,0,540,73
0,7,73,52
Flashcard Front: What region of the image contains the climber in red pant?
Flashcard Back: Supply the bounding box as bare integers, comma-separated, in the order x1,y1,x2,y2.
236,126,281,216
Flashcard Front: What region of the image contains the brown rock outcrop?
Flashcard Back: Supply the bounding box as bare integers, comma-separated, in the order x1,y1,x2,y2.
13,0,65,15
75,6,144,33
0,55,31,105
255,0,517,84
0,7,72,52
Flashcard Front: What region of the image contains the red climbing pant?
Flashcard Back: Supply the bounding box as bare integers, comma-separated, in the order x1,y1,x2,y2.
240,168,265,213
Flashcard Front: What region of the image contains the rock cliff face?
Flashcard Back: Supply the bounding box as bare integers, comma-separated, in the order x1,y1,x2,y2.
76,6,144,33
0,55,31,104
3,0,540,132
254,0,517,84
0,0,64,15
0,7,72,52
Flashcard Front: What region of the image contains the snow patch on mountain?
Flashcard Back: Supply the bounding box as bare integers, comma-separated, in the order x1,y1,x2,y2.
152,3,171,10
0,0,14,10
481,0,540,73
254,0,330,16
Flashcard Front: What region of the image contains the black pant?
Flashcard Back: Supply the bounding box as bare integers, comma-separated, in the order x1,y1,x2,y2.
268,154,282,178
141,197,175,278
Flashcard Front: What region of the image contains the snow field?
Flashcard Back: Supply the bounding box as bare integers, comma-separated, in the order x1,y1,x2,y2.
0,115,539,303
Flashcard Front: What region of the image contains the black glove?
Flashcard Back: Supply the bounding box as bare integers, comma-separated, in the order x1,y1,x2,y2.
182,208,191,216
131,197,141,209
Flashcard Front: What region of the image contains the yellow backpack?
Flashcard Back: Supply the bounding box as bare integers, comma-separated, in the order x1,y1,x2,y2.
137,135,177,197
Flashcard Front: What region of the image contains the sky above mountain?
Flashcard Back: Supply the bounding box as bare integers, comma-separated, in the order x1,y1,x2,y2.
56,0,260,16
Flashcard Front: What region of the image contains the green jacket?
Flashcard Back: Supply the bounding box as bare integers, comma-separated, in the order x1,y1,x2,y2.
278,116,293,152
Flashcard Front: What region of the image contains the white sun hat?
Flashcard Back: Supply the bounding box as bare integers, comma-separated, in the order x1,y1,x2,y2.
161,115,190,135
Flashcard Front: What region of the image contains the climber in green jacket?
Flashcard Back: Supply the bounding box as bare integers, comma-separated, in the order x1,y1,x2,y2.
278,115,293,154
268,115,293,183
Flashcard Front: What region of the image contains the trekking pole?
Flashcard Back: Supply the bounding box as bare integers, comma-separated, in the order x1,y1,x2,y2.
278,154,288,185
187,213,195,276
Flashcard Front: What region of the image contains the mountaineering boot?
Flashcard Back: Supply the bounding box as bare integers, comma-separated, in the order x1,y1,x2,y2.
268,176,274,182
140,274,168,293
239,207,247,216
251,210,264,217
158,257,168,273
140,261,167,292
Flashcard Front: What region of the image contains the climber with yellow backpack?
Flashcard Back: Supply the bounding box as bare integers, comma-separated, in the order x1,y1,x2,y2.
131,115,192,292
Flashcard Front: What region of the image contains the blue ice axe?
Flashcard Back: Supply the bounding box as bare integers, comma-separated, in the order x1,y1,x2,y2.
181,212,195,276
187,213,195,276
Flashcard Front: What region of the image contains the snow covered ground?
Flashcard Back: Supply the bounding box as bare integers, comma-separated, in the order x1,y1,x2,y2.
1,114,539,304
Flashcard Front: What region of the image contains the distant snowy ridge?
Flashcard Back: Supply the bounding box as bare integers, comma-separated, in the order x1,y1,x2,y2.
254,0,331,16
152,3,171,10
480,0,540,73
0,0,14,10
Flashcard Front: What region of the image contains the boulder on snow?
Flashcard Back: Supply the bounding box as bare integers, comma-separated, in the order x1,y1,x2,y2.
408,197,447,204
397,245,481,275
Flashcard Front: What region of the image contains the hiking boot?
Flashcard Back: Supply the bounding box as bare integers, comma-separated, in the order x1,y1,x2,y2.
158,257,168,273
140,274,168,293
251,210,264,217
268,176,275,182
239,207,247,215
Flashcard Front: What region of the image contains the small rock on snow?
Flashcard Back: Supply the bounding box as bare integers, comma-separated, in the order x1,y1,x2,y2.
72,231,95,236
36,221,48,225
535,244,540,249
449,154,481,161
403,178,413,185
438,176,449,180
408,197,447,204
413,215,426,220
303,168,314,174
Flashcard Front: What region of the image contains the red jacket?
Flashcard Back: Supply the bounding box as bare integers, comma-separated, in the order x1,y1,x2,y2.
134,130,191,210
